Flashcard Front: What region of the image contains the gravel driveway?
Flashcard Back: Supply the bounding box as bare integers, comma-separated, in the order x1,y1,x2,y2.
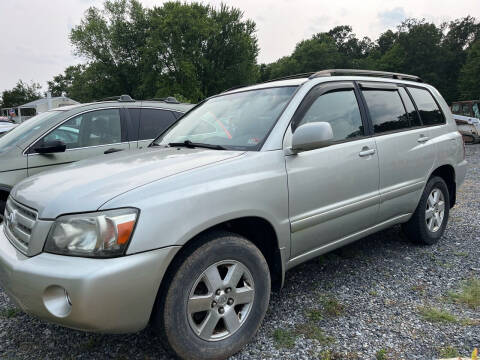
1,145,479,360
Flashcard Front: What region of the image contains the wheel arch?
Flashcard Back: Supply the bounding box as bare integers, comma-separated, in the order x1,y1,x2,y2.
151,216,284,326
429,164,456,208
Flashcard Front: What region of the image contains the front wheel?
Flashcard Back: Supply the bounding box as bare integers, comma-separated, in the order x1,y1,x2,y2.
153,231,271,360
402,176,450,245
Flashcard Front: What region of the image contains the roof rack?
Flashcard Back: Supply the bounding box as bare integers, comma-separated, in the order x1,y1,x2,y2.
144,96,180,104
263,72,316,83
95,94,135,102
309,69,423,82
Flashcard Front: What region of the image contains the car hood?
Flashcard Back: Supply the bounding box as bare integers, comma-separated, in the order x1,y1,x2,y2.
12,147,244,219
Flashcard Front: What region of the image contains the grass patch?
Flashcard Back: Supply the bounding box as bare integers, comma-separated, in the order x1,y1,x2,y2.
295,323,334,345
319,295,344,317
306,309,323,322
272,328,296,349
369,290,378,296
375,348,389,360
438,345,460,358
448,278,480,310
0,308,21,318
418,306,457,323
411,284,426,293
317,350,359,360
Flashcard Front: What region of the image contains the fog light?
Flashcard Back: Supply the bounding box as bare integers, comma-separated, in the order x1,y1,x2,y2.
43,285,72,318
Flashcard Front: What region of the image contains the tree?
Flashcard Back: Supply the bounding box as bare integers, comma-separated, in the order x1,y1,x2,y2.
69,0,149,99
143,2,258,101
458,40,480,99
1,80,41,108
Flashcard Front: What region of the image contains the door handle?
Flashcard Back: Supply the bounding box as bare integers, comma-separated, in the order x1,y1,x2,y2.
359,148,376,157
417,135,430,143
104,148,123,154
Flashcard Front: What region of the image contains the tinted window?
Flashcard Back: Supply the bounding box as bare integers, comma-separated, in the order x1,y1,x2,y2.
408,87,445,126
139,109,176,140
473,103,480,118
363,90,409,133
398,87,421,127
299,90,364,141
451,103,461,114
462,104,472,116
41,109,122,150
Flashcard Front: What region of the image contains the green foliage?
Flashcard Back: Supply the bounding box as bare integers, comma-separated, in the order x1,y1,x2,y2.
459,40,480,100
375,348,389,360
449,278,480,309
306,308,323,322
50,0,258,103
1,80,41,108
295,323,334,344
418,306,458,323
0,308,21,318
319,295,344,317
272,328,296,349
260,17,480,104
438,345,460,358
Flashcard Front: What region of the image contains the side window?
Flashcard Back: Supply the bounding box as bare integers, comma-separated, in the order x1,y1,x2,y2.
398,87,421,127
408,87,445,126
462,104,472,117
362,89,410,133
42,109,122,150
139,109,177,140
299,89,364,142
451,103,461,115
473,103,480,119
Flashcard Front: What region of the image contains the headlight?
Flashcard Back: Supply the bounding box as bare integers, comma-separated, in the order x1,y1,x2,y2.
44,208,138,258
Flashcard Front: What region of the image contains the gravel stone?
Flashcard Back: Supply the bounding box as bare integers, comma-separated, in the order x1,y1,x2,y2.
1,144,479,359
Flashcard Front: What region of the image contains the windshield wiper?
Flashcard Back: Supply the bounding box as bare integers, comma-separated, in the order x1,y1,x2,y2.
168,140,226,150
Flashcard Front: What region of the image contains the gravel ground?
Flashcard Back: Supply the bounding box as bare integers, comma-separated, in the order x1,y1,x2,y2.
1,145,479,360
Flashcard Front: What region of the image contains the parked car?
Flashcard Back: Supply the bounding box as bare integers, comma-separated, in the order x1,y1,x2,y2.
451,100,480,143
0,122,17,137
0,95,193,217
0,70,467,360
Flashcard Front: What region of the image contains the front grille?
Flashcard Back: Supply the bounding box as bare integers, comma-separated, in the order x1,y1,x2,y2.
4,197,38,254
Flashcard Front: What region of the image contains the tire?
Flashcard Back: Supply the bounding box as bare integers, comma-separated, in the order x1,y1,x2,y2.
153,231,271,360
402,176,450,245
0,199,5,223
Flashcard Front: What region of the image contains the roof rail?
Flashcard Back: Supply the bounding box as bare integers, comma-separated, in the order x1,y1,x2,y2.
144,96,180,104
95,94,135,102
309,69,423,82
263,72,316,83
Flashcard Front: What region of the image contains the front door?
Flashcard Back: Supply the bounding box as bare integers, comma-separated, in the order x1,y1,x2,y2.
27,108,130,176
285,82,380,259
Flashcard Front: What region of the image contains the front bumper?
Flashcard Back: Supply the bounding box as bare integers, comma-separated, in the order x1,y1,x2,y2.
0,225,180,333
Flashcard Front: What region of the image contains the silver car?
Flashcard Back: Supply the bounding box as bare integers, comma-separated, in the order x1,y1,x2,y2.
0,70,467,360
0,96,193,218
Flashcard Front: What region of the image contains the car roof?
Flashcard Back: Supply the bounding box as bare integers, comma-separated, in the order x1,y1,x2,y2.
47,100,194,113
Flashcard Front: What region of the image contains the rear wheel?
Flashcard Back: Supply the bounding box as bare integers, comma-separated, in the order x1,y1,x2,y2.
153,231,271,360
402,176,450,245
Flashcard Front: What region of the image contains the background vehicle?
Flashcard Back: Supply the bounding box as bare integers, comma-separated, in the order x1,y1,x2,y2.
0,95,193,218
0,70,466,360
451,100,480,143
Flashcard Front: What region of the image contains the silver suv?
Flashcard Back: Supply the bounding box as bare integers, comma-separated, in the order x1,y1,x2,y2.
0,96,193,217
0,70,467,360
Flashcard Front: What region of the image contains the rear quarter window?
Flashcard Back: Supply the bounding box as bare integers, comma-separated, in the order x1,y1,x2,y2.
408,87,445,126
139,109,177,140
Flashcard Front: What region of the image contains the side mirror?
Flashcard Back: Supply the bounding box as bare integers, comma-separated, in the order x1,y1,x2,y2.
291,122,334,153
34,140,67,154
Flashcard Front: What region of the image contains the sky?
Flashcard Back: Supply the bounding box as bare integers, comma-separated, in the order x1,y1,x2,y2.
1,0,479,94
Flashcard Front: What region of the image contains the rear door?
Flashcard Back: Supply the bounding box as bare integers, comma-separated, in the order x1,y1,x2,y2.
128,108,178,149
27,108,130,176
285,81,380,259
360,82,435,222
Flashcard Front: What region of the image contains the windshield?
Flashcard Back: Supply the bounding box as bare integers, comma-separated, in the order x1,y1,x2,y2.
0,111,63,149
155,86,297,150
